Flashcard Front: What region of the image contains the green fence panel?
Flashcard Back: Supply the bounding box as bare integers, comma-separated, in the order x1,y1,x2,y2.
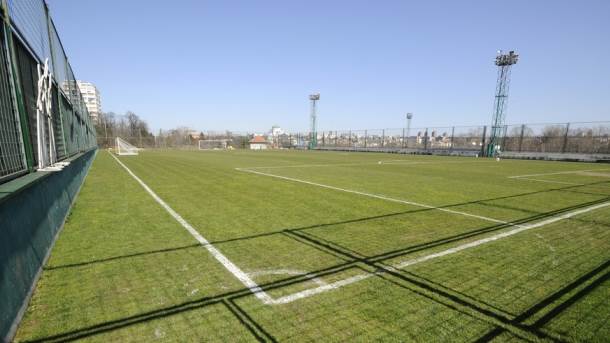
0,24,26,182
0,150,96,341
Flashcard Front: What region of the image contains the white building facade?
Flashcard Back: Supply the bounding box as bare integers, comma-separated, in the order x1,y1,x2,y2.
77,81,102,123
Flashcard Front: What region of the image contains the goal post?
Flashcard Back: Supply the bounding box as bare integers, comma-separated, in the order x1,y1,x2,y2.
115,137,139,155
198,139,229,150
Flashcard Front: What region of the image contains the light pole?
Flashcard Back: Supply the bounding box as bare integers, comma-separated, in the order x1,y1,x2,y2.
405,113,413,148
309,93,320,149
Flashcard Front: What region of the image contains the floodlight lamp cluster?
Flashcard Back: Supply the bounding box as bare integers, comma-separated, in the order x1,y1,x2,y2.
309,93,320,101
406,113,413,119
495,50,519,66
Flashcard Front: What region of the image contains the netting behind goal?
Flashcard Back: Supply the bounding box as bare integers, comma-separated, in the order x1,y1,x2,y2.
198,140,228,150
116,137,139,155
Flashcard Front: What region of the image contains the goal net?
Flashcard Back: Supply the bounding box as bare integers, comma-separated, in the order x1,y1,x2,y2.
116,137,139,155
198,139,228,150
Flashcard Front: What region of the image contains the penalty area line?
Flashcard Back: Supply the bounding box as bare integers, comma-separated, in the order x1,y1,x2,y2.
109,152,275,304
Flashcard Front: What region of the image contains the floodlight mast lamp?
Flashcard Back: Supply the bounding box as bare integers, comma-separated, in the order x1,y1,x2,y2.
487,50,518,157
309,93,320,149
406,113,413,138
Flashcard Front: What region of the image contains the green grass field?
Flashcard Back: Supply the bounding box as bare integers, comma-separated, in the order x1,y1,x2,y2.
14,149,610,342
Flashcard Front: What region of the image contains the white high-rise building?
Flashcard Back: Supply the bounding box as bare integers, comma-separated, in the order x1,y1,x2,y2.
76,81,102,123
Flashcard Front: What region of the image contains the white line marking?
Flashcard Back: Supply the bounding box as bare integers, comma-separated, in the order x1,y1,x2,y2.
272,274,371,304
576,171,610,178
110,153,275,304
271,200,610,304
241,159,492,170
236,168,512,225
247,269,327,286
242,161,426,170
508,168,610,179
110,153,610,306
513,177,584,185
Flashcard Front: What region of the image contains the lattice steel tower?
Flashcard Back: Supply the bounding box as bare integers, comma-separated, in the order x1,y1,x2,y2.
309,93,320,149
487,50,518,157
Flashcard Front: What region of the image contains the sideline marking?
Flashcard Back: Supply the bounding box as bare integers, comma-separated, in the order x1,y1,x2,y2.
508,168,610,179
243,161,425,169
271,200,610,304
513,177,584,186
110,152,275,304
236,168,512,225
242,159,492,170
508,168,610,185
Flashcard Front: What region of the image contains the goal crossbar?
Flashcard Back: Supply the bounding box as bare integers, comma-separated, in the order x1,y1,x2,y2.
198,139,229,150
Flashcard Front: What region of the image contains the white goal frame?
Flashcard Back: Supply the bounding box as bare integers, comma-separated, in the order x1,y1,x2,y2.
116,137,139,155
198,139,229,150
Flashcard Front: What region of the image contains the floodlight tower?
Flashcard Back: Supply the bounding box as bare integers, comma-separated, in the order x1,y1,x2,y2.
487,50,519,157
309,93,320,149
406,113,413,138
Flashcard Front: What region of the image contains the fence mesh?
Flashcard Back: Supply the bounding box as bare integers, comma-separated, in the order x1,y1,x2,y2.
312,123,608,157
0,24,26,181
0,1,96,185
7,0,51,65
13,35,40,165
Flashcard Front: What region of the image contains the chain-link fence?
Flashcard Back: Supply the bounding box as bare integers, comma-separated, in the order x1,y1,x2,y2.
113,123,608,159
312,122,609,158
0,0,96,185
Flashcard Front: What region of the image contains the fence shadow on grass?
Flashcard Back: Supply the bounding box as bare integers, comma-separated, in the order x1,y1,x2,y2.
282,228,565,342
44,243,202,271
23,184,610,342
475,259,610,342
207,179,610,249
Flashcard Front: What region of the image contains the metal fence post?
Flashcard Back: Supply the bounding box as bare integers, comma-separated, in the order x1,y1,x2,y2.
561,122,570,153
480,126,487,157
348,130,352,148
424,129,428,150
450,126,455,152
364,130,367,148
382,129,385,148
518,124,525,152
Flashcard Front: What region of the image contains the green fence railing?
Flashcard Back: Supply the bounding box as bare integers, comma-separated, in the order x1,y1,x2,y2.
0,0,96,185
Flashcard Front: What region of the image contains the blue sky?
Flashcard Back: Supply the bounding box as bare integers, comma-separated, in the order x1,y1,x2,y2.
48,0,610,132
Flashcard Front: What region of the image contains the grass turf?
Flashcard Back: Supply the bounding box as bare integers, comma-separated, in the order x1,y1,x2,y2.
13,149,610,342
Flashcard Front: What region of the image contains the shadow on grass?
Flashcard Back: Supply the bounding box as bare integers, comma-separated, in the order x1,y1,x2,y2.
44,243,202,271
475,259,610,342
21,262,365,342
208,179,610,248
23,186,610,342
301,196,610,265
283,228,564,342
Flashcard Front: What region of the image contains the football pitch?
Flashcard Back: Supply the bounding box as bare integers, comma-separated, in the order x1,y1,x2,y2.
14,149,610,342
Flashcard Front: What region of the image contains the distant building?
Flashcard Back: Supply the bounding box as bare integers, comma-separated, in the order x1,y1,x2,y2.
249,135,269,150
188,131,202,140
268,125,284,148
76,81,102,123
270,125,283,136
